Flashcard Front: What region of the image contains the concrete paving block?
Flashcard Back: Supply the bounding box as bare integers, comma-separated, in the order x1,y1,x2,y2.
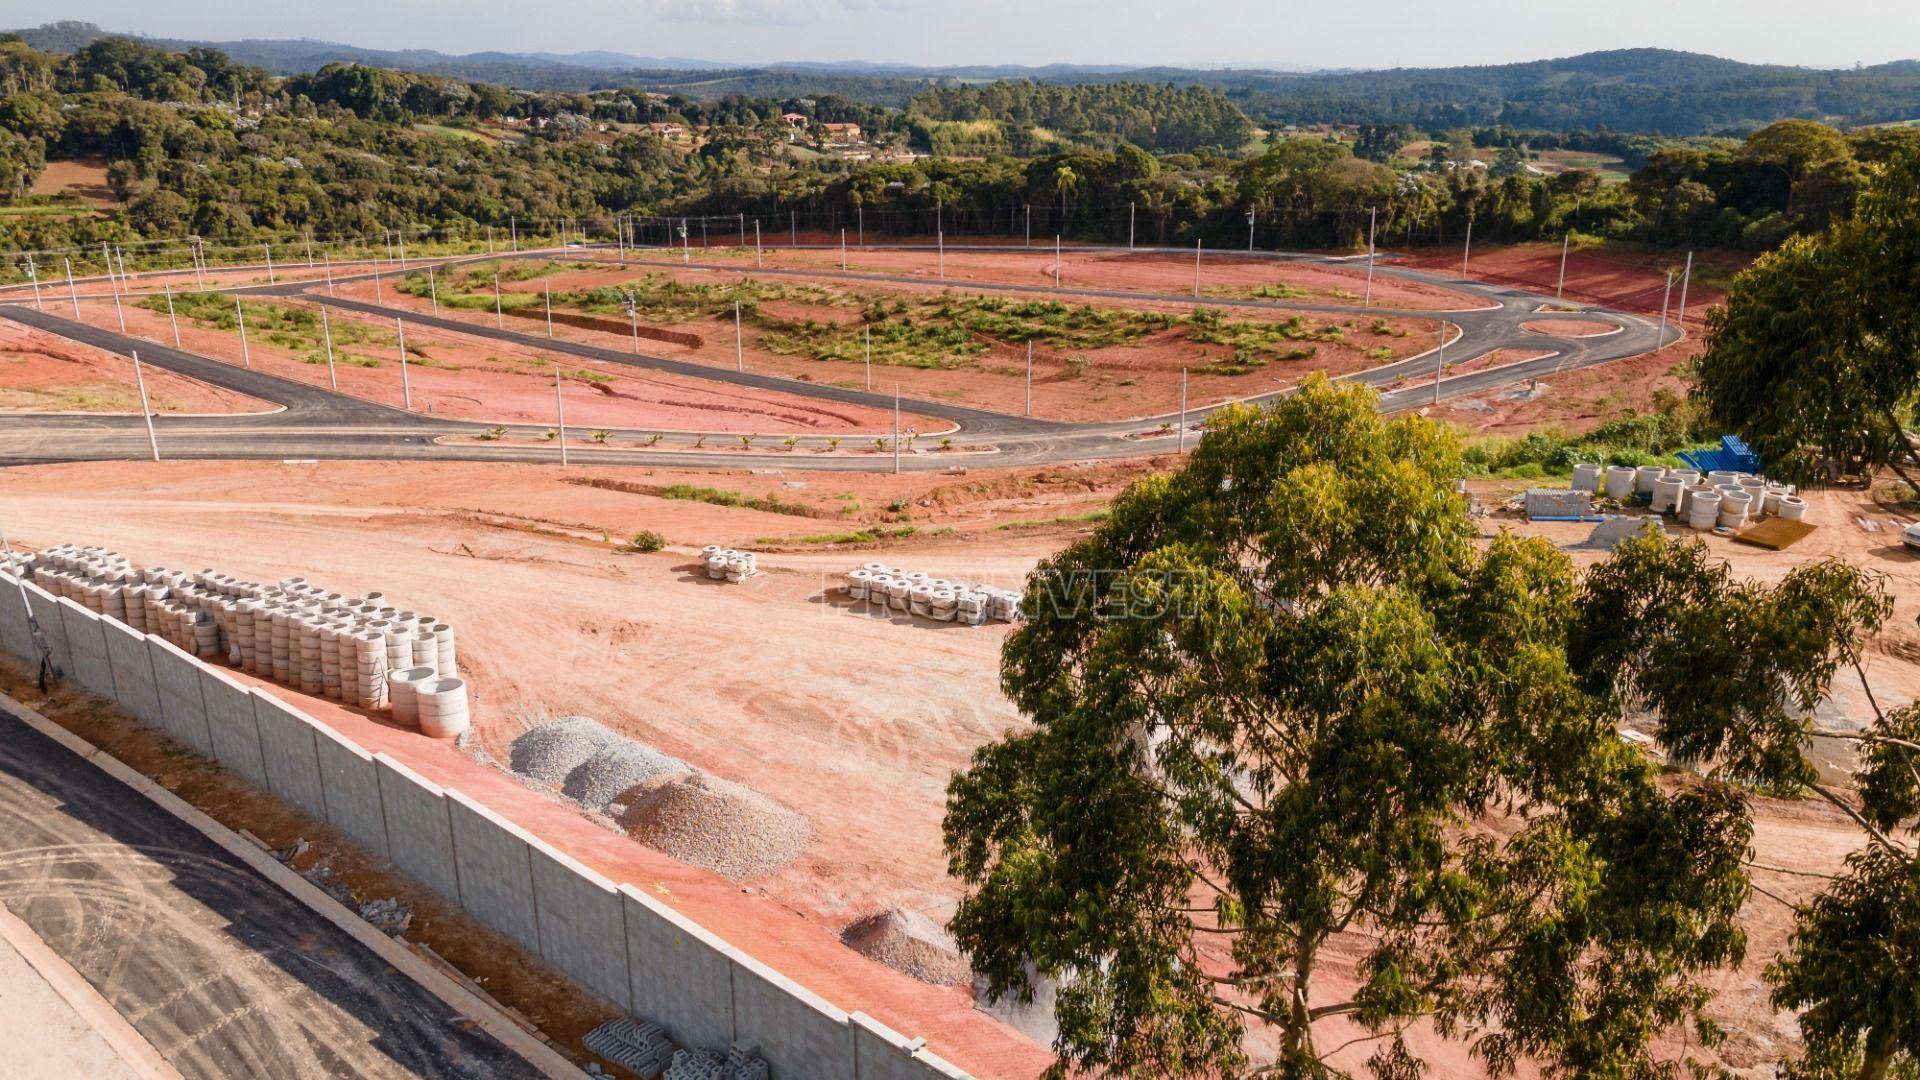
446,790,542,955
103,620,163,728
56,598,116,700
250,690,330,823
729,949,856,1080
527,838,629,1009
621,883,737,1053
313,724,390,859
198,665,268,787
22,582,67,676
145,636,215,755
372,753,461,904
850,1012,930,1080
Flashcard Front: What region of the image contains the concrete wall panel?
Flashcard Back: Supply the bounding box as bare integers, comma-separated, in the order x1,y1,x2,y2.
250,691,329,823
313,725,389,859
851,1012,929,1080
621,884,737,1053
528,839,629,1009
198,664,268,787
146,636,214,755
103,620,162,728
0,574,31,662
729,950,857,1080
56,598,115,700
446,790,542,955
22,582,67,677
372,754,461,904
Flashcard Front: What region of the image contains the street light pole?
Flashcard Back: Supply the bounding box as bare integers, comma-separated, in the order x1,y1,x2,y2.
1676,252,1693,326
1557,232,1570,299
236,296,251,368
396,318,412,409
554,368,568,466
131,351,159,462
320,306,337,389
1179,368,1188,453
1364,206,1377,308
164,284,180,347
734,300,744,372
1026,341,1033,418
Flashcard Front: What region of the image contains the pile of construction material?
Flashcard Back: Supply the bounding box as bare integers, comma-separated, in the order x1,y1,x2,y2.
843,563,1023,625
699,546,757,583
584,1017,677,1076
841,907,968,985
665,1041,769,1080
13,543,469,737
1572,464,1805,532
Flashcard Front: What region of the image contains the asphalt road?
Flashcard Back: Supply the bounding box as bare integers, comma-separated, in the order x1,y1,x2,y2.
0,244,1672,471
0,702,544,1080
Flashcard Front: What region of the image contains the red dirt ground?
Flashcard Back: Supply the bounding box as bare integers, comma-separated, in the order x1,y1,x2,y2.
1428,336,1701,436
1400,242,1747,323
0,318,269,414
66,291,918,435
377,259,1444,423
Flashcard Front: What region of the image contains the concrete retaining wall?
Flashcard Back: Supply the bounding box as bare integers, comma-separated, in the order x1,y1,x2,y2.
372,753,461,905
0,582,978,1079
146,636,215,756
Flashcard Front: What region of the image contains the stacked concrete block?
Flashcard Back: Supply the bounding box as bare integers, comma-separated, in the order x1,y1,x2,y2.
447,790,542,955
146,635,216,756
251,691,330,823
700,547,758,582
622,884,739,1053
315,726,390,859
372,753,462,904
845,564,1022,625
584,1018,676,1076
730,951,857,1080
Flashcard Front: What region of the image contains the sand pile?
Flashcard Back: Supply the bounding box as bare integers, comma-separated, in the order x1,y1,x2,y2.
618,773,812,880
508,716,620,787
564,742,689,808
840,908,967,985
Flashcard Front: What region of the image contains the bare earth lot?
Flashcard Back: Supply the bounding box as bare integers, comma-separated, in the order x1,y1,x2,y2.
0,458,1909,1075
0,319,269,414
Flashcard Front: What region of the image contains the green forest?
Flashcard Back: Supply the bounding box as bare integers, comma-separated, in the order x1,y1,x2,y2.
1,33,1918,266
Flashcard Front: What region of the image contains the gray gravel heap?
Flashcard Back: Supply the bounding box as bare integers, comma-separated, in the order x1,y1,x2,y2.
840,907,968,985
619,772,812,880
508,716,621,788
564,742,690,809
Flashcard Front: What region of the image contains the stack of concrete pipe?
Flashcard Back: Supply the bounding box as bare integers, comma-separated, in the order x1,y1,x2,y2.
1571,463,1807,532
413,676,471,739
843,563,1023,625
699,546,758,583
9,544,464,730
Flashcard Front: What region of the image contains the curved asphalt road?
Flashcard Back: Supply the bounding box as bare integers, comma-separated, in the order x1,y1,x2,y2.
0,243,1671,471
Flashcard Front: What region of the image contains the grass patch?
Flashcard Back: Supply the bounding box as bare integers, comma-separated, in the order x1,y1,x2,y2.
1460,392,1713,478
994,509,1111,530
144,292,395,367
760,525,934,545
562,476,822,517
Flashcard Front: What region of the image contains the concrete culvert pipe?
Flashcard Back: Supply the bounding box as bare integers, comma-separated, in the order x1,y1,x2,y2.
415,677,470,740
1571,463,1602,492
1651,477,1685,513
1634,465,1663,495
1718,490,1753,528
1603,465,1636,500
1689,491,1723,532
388,666,438,726
1777,495,1809,521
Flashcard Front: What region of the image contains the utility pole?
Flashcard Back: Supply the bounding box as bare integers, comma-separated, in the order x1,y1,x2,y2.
1193,239,1202,298
320,306,337,389
193,239,205,288
790,210,796,247
304,231,314,266
545,281,554,338
396,318,411,408
754,221,763,267
1364,206,1377,308
627,294,641,355
110,280,127,332
734,300,744,371
510,216,518,252
427,267,439,315
1129,202,1136,250
493,273,503,329
1658,271,1673,345
1024,204,1031,247
1179,368,1188,453
892,383,901,475
131,351,160,462
938,227,945,280
1557,233,1571,299
1462,219,1473,277
1676,252,1694,326
236,296,250,368
487,225,495,255
25,254,39,311
1026,341,1033,418
263,242,275,284
164,284,180,347
103,243,118,297
324,253,335,297
1246,207,1255,251
841,229,848,272
65,258,80,319
374,266,383,304
1433,327,1445,406
858,206,864,247
864,325,873,390
739,213,746,247
554,368,568,466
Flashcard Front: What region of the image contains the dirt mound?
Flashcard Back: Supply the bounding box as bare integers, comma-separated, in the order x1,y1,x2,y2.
840,908,967,985
508,716,621,787
618,772,811,880
563,741,689,808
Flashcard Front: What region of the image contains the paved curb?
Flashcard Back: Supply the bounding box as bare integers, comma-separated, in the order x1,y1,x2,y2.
0,690,588,1080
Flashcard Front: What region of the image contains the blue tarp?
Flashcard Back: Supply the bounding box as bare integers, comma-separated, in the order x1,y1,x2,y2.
1678,435,1762,475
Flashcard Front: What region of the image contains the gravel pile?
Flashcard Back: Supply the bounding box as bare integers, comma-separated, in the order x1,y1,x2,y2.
564,742,690,809
619,772,812,880
508,716,621,788
840,908,968,985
